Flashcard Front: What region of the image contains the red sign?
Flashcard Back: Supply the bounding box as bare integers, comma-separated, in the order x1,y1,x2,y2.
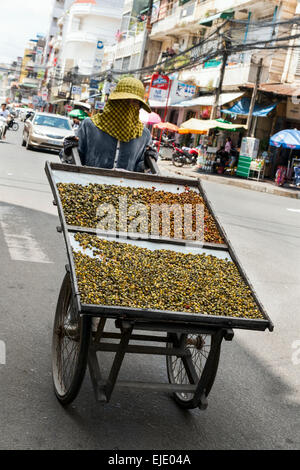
149,73,171,104
150,73,169,90
65,105,72,113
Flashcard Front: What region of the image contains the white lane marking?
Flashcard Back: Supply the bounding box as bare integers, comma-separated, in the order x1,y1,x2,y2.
0,206,53,263
287,208,300,213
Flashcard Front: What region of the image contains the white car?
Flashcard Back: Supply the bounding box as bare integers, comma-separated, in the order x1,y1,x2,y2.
22,112,74,151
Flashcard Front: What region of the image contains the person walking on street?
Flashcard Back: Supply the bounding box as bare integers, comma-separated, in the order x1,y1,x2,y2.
62,77,157,172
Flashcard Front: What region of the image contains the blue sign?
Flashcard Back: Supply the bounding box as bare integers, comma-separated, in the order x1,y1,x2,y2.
90,79,100,89
72,86,82,95
97,41,104,49
152,76,168,86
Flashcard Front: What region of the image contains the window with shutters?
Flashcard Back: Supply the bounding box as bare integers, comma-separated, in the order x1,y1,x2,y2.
122,56,131,71
115,58,122,70
130,53,140,71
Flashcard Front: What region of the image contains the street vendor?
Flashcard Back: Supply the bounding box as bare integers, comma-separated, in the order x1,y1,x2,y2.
63,77,157,172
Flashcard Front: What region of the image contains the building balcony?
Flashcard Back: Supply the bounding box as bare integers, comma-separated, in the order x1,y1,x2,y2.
179,57,269,89
114,31,145,60
151,0,280,41
213,0,279,12
19,76,40,89
52,6,64,19
53,35,62,50
150,2,199,40
65,31,98,45
70,2,123,20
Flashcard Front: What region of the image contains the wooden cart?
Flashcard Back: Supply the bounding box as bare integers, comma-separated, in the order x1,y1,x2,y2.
45,161,273,410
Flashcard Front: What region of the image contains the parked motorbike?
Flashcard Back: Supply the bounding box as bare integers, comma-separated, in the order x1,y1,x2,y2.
172,145,198,167
153,135,176,161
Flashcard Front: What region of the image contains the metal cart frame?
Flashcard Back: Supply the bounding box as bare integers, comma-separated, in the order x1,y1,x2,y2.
46,161,273,410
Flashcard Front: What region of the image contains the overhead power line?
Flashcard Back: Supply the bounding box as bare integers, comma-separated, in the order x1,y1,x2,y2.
91,17,300,80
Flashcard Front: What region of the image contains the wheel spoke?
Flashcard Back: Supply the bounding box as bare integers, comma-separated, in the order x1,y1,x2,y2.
52,276,85,399
168,334,213,403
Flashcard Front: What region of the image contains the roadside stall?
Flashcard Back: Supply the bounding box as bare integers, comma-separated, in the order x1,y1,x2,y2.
178,118,247,174
269,129,300,185
153,122,179,159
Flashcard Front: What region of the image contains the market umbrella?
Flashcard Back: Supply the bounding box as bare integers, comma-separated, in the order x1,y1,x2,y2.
270,129,300,178
139,108,161,125
153,121,179,132
215,118,245,132
68,109,89,120
178,118,213,134
269,129,300,149
178,118,246,134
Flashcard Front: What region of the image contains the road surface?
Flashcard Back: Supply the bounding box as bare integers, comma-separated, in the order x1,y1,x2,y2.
0,125,299,450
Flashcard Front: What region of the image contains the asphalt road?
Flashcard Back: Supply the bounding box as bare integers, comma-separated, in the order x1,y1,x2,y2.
0,124,299,450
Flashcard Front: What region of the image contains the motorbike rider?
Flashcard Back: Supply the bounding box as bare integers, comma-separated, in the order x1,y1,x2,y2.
0,103,11,139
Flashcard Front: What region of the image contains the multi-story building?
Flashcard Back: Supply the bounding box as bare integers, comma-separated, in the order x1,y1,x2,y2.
18,36,47,103
45,0,125,105
43,0,73,83
101,0,149,75
142,0,297,140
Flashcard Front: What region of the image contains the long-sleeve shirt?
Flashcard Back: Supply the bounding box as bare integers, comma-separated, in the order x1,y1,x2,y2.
77,117,152,172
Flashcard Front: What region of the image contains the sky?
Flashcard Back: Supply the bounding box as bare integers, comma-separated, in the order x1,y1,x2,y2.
0,0,54,64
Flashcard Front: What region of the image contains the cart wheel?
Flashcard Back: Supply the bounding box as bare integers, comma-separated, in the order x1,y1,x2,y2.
166,333,220,409
52,271,91,405
12,122,19,131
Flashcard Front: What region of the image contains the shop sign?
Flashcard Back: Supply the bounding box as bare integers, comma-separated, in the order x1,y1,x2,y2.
95,101,105,110
149,73,170,103
175,82,196,100
72,86,82,95
151,73,169,90
90,79,100,90
286,97,300,121
32,95,39,106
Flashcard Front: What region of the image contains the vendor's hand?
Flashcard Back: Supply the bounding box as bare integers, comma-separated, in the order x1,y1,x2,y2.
63,135,79,156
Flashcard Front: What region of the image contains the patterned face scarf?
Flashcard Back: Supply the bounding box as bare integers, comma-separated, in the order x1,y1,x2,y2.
91,100,144,142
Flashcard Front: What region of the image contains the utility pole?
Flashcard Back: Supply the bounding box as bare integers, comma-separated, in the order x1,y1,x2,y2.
246,58,263,137
210,36,229,120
